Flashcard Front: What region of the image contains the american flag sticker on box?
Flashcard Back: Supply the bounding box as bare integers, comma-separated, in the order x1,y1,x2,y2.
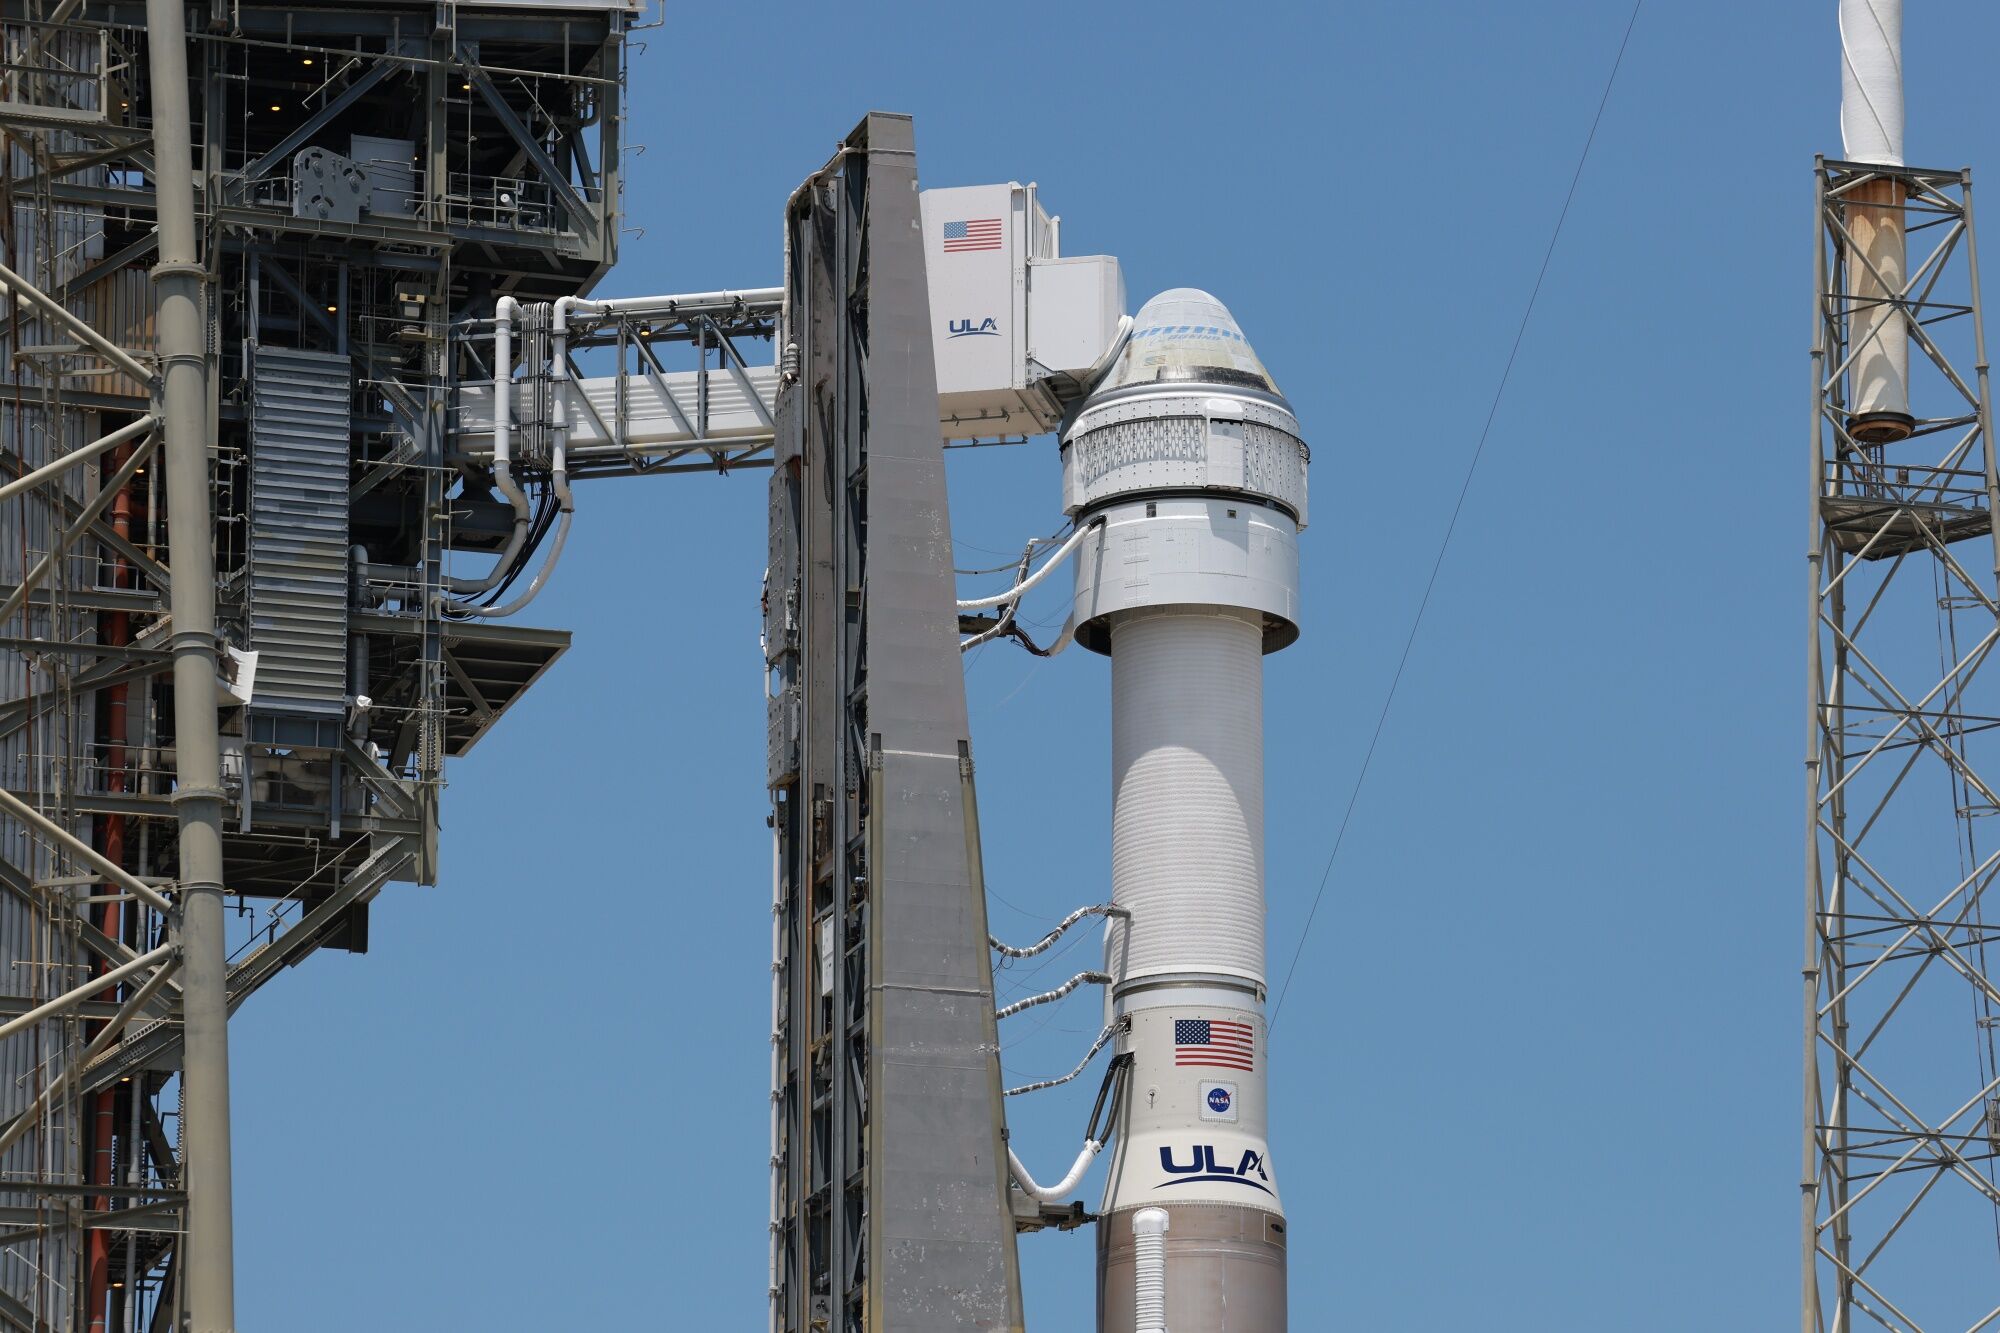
942,217,1003,253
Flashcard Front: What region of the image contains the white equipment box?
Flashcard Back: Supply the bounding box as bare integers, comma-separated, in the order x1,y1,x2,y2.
919,182,1126,439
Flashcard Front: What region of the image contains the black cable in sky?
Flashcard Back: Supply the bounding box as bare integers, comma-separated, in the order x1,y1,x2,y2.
1269,0,1645,1035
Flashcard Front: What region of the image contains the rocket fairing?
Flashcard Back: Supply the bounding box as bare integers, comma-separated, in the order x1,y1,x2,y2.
1063,290,1307,1332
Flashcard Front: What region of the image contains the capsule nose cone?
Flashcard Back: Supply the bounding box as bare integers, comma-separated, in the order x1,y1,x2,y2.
1097,288,1284,399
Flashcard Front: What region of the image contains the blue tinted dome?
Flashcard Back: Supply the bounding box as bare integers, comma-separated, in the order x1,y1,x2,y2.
1096,288,1283,398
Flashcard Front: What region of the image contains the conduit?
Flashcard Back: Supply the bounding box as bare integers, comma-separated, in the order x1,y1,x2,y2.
1007,1138,1102,1202
990,903,1127,958
956,518,1101,611
446,295,530,596
87,440,138,1333
453,298,577,618
994,970,1109,1021
1005,1020,1119,1096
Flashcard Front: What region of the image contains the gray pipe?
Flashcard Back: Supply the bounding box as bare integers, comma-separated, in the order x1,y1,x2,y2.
143,4,237,1328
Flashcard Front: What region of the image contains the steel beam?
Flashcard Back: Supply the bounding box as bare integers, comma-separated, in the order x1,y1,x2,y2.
1805,158,2000,1330
144,5,235,1328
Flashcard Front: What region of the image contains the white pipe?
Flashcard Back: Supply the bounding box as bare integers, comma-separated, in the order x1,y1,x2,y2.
446,295,531,596
1007,1138,1101,1202
455,297,578,618
1132,1207,1170,1333
0,942,175,1044
0,256,154,385
0,413,156,505
1840,0,1903,166
560,287,781,320
956,518,1101,611
0,787,175,914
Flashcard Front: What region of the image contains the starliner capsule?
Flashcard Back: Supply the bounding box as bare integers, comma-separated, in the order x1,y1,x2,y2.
1064,289,1307,1332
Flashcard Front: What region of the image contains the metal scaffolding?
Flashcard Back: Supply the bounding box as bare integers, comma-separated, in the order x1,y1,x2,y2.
1805,157,2000,1332
0,3,634,1328
0,6,1028,1328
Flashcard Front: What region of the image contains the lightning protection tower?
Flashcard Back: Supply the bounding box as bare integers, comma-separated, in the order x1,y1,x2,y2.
1803,154,2000,1332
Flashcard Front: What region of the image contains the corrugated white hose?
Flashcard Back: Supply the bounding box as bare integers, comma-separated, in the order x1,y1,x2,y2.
991,903,1127,958
1004,1020,1120,1096
1840,0,1903,165
1110,612,1265,985
1007,1138,1102,1202
994,970,1110,1021
1133,1207,1170,1333
956,517,1101,610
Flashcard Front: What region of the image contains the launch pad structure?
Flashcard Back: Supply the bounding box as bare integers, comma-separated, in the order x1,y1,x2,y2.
0,1,1994,1331
0,1,1057,1326
0,3,639,1329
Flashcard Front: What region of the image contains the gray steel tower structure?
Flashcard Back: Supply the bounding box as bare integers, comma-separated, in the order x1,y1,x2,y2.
1803,154,2000,1331
0,4,634,1328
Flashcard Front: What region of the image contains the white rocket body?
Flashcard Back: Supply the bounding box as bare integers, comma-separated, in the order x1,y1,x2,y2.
1064,289,1305,1331
1839,0,1912,440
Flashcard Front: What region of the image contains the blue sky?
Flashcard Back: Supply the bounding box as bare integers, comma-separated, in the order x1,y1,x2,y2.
228,2,2000,1327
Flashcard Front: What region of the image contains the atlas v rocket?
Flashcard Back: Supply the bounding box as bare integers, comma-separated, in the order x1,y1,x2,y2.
1064,289,1307,1331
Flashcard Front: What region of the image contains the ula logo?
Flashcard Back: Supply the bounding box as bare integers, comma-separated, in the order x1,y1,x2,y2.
1157,1144,1271,1194
948,316,1000,339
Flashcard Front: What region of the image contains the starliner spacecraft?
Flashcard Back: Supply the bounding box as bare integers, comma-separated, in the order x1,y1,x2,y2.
920,184,1308,1330
1065,290,1304,1331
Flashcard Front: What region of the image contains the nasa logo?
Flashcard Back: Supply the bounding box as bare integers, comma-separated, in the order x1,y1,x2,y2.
1206,1086,1232,1115
948,316,1000,339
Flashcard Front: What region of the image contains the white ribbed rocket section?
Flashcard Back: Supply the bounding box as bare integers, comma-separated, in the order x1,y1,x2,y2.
1840,0,1910,432
1841,0,1903,166
1109,611,1265,990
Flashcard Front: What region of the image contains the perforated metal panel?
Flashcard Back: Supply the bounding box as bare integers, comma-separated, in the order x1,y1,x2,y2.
248,346,351,723
1062,393,1310,524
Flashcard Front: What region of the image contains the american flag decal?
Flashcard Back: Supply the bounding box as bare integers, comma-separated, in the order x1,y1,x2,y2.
1174,1018,1254,1072
942,218,1003,253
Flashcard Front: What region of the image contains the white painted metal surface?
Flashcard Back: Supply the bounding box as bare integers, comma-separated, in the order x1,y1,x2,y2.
455,365,779,456
1840,0,1903,165
1109,611,1266,987
919,181,1125,438
1839,0,1911,433
1060,289,1297,1325
1133,1209,1170,1333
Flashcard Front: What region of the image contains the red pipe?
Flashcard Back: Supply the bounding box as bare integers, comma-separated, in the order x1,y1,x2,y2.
86,442,136,1333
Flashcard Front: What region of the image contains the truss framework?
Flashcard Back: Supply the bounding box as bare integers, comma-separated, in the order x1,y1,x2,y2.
0,4,630,1328
1806,158,2000,1332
